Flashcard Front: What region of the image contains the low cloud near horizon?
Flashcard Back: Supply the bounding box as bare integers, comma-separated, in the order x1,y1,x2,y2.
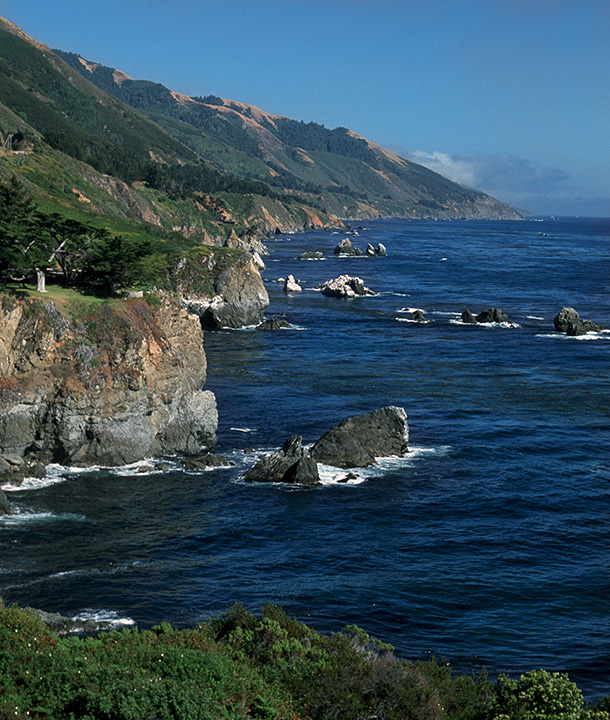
390,148,609,216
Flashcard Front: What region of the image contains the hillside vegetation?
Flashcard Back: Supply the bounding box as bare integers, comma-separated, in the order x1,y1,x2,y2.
0,16,335,274
0,14,521,275
56,47,521,221
1,601,608,720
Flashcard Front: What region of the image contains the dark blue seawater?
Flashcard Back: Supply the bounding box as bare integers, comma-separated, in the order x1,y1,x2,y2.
2,217,609,699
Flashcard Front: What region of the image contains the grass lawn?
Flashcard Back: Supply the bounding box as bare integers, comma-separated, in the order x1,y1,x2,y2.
5,282,116,306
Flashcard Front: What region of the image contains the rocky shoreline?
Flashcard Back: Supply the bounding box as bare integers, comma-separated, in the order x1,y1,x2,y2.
0,294,218,490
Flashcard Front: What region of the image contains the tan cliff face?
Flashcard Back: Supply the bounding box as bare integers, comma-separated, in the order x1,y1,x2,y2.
0,295,217,469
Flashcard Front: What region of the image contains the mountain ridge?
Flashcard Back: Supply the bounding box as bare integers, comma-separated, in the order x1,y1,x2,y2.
50,44,524,221
0,13,524,253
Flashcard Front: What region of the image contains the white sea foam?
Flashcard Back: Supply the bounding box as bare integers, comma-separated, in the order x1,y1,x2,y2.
397,307,429,323
4,460,182,489
230,427,257,433
72,609,135,628
1,510,88,525
317,464,366,485
536,330,610,341
218,324,258,332
318,445,452,484
235,443,452,488
526,315,545,320
109,459,182,477
49,560,150,581
397,307,426,314
450,319,520,329
2,459,106,491
2,473,66,492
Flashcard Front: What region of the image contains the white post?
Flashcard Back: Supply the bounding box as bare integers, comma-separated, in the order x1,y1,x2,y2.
36,268,47,293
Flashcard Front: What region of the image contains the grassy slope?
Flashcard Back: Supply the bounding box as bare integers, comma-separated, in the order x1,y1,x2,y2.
53,49,522,220
0,18,333,261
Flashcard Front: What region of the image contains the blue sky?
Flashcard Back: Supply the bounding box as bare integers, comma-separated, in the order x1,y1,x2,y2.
1,0,608,215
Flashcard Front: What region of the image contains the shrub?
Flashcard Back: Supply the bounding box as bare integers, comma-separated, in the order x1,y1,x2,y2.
0,603,607,720
492,669,610,720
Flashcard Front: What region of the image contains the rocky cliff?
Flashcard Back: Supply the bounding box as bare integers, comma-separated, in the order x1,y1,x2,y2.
0,294,217,482
175,249,269,329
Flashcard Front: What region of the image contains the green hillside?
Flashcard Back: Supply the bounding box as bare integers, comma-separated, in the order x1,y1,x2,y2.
0,11,523,288
0,16,340,288
53,48,523,220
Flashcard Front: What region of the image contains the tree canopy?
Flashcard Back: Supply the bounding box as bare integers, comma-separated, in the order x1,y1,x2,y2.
0,177,150,294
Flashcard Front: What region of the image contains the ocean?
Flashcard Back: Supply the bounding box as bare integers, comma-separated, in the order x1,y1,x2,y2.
2,217,609,699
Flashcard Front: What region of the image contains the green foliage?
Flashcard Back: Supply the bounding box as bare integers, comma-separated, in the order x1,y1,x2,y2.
0,602,608,720
0,175,36,281
50,44,501,220
0,177,152,294
80,229,151,295
173,245,244,298
269,119,378,164
491,669,609,720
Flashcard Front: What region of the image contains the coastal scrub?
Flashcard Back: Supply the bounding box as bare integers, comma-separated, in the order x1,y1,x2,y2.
1,602,607,720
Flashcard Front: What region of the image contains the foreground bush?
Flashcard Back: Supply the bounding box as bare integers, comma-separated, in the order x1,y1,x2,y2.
0,601,607,719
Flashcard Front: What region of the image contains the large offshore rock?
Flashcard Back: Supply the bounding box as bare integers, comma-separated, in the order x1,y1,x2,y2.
257,317,292,331
366,243,387,257
333,238,362,256
245,435,307,483
281,456,321,486
475,308,508,324
183,252,269,329
310,406,409,468
244,435,321,485
284,274,302,293
317,275,375,298
553,307,604,336
0,295,218,467
461,307,509,324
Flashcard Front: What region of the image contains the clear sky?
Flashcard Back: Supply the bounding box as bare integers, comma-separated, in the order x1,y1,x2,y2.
1,0,608,216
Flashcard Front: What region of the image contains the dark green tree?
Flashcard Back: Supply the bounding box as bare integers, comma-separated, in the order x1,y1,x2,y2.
34,212,95,287
81,228,151,294
0,176,37,285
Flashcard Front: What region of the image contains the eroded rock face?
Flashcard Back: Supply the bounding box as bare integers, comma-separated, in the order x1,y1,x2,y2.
257,317,292,331
284,275,302,293
244,406,410,485
203,253,269,328
0,489,13,515
411,310,426,323
298,251,324,260
318,275,375,298
553,307,604,336
461,310,477,324
0,295,218,469
334,238,362,256
310,406,409,468
366,243,387,257
476,308,508,324
461,308,508,324
183,252,269,329
244,435,321,485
